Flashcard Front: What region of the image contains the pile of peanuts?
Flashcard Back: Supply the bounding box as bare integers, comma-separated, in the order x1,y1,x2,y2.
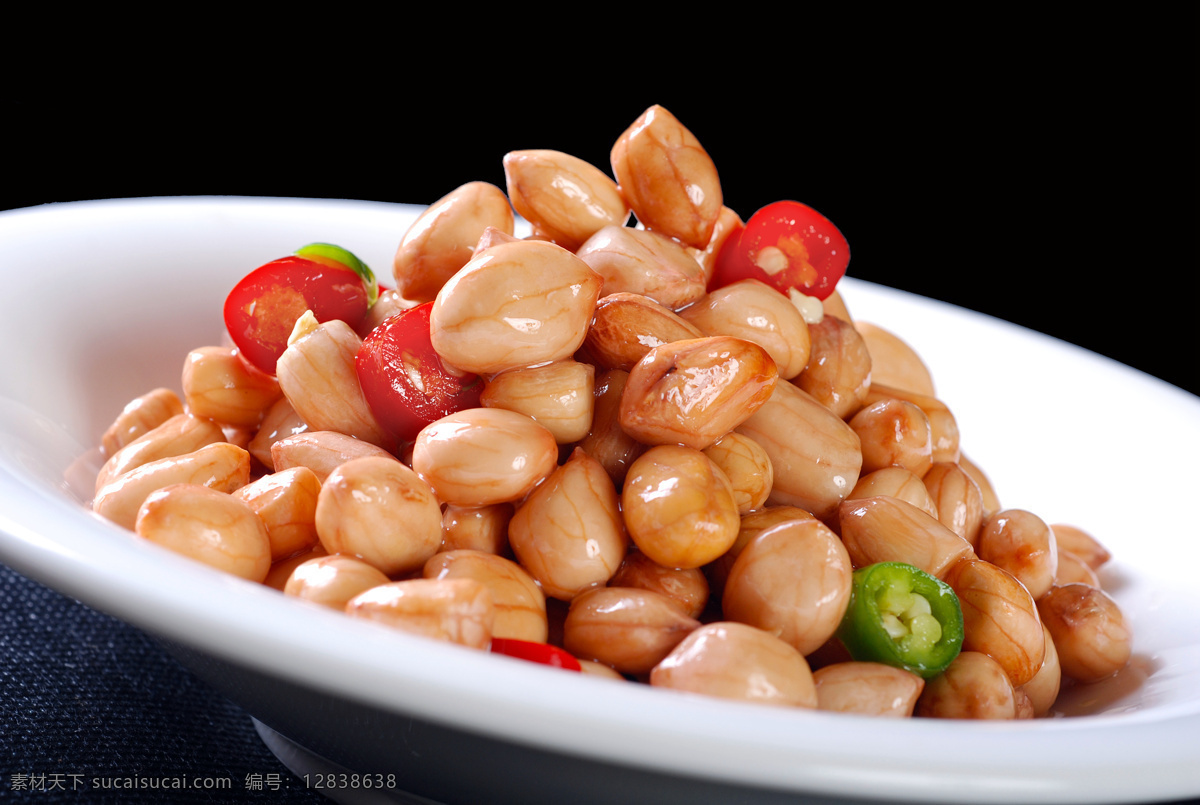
90,105,1132,720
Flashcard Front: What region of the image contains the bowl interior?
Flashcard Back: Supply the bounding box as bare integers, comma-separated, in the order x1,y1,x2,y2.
2,197,1199,805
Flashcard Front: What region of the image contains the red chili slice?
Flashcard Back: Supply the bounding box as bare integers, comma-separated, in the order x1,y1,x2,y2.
355,302,484,444
710,199,850,301
490,638,582,671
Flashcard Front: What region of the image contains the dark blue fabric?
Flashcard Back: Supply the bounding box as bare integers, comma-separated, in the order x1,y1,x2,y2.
0,562,328,803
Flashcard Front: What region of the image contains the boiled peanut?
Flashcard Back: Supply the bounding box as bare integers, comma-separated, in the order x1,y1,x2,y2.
610,104,722,249
429,239,601,375
621,445,740,570
276,318,390,449
346,578,494,649
502,149,628,250
702,432,773,515
736,380,862,521
424,550,547,643
794,313,872,420
181,345,282,427
315,456,442,577
583,292,704,372
915,651,1017,720
135,483,270,582
233,466,322,562
480,359,594,444
680,279,812,380
838,496,974,579
269,430,397,484
575,225,708,310
94,442,251,530
284,554,390,610
412,408,558,507
848,467,939,521
944,557,1046,687
507,447,628,600
813,662,924,717
1036,583,1132,683
393,181,515,303
564,587,700,676
619,336,778,451
977,509,1058,600
722,517,853,656
650,622,817,708
101,388,184,456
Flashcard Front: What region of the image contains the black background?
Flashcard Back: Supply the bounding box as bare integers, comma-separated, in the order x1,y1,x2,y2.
5,22,1194,397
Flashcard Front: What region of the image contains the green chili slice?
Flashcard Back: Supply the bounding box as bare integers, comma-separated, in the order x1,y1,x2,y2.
836,562,963,679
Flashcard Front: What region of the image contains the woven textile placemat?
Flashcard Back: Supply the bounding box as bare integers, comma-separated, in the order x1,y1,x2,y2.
0,561,329,803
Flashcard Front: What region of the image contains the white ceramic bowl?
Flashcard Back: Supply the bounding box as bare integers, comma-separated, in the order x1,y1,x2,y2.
2,197,1198,805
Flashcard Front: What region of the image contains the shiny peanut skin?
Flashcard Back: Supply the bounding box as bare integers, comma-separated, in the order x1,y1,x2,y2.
429,239,601,375
1055,549,1101,587
575,225,708,311
853,321,936,397
577,369,646,488
315,456,443,577
135,483,271,582
944,557,1046,687
1050,523,1112,570
794,314,872,420
412,408,558,507
276,319,390,449
1036,583,1132,683
234,466,321,562
284,554,390,610
736,381,862,521
356,288,420,338
689,206,743,285
263,542,328,592
1018,624,1062,717
269,430,396,484
247,396,308,470
502,149,628,251
507,447,628,600
977,509,1059,600
721,517,853,656
915,651,1017,720
848,467,939,520
705,506,818,599
921,462,984,547
849,399,934,478
838,497,974,579
96,413,227,492
621,445,740,570
813,662,925,717
101,387,185,456
424,549,547,643
441,503,515,557
346,578,494,649
680,279,812,380
93,442,251,530
610,104,722,249
608,551,710,619
650,622,817,708
181,345,282,427
564,586,700,676
584,292,704,372
393,181,515,303
480,359,595,444
959,453,1001,516
864,384,960,465
619,336,778,451
702,432,773,515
